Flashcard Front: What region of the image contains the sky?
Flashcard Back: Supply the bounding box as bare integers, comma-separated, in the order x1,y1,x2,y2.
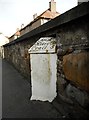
0,0,78,37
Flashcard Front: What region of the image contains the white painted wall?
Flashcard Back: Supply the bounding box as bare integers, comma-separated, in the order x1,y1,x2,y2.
0,33,9,46
0,33,9,58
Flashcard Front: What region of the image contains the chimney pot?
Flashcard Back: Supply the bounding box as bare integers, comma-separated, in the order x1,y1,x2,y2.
33,13,37,20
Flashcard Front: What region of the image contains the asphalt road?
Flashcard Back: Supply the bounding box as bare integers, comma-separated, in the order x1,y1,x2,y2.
2,59,89,119
2,59,61,118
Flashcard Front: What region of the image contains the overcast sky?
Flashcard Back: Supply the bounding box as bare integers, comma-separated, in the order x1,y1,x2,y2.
0,0,78,37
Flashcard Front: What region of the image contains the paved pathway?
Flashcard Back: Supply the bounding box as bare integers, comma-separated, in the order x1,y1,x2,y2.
2,59,89,119
2,59,61,118
0,58,2,119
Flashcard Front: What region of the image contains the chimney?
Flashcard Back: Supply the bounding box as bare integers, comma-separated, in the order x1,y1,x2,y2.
15,28,20,37
21,24,24,29
49,0,56,13
33,13,37,20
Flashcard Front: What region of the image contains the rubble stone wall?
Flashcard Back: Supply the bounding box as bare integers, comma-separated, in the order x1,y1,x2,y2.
4,2,89,107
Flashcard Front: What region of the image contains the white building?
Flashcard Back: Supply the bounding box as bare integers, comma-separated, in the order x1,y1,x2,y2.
0,33,9,58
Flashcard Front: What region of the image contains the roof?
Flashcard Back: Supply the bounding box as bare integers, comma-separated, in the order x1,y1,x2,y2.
20,9,60,31
9,9,60,39
34,9,60,19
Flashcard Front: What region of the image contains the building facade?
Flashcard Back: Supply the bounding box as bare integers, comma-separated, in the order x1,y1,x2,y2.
9,0,60,42
0,33,9,58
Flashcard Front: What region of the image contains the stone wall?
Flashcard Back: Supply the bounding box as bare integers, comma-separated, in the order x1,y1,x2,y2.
4,2,89,107
4,36,41,81
56,15,89,107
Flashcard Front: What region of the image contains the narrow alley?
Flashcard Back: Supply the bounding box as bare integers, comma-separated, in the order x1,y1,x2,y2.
2,59,89,118
2,59,61,118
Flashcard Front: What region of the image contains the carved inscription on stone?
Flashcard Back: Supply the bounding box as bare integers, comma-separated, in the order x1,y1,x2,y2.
29,37,56,53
